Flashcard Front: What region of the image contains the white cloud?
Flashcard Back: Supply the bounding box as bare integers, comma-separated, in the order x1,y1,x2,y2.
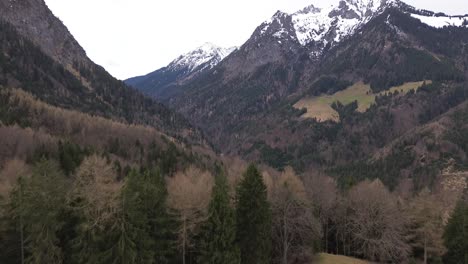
44,0,468,79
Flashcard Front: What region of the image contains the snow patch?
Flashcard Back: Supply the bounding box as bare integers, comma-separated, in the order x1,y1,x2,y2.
169,43,236,72
410,14,468,28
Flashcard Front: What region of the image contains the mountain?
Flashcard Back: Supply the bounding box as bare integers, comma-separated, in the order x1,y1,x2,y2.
126,43,236,98
127,0,468,187
0,0,207,144
0,0,221,183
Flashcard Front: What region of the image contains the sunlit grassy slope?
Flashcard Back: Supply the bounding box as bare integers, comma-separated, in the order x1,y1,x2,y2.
313,253,370,264
294,81,431,122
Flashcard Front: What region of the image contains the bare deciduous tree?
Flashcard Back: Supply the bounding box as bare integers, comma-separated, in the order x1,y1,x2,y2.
0,159,29,199
347,180,410,262
270,168,321,264
304,172,338,253
166,166,213,264
70,155,122,229
406,188,445,264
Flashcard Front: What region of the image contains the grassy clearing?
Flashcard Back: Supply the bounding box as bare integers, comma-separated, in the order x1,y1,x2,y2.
313,253,370,264
294,81,430,122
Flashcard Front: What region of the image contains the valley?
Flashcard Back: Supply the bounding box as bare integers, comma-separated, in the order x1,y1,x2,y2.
0,0,467,263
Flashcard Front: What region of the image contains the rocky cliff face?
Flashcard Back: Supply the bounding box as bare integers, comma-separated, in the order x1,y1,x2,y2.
0,0,203,143
0,0,89,69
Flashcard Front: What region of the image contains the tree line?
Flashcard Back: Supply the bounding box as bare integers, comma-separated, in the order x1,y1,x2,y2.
0,155,466,264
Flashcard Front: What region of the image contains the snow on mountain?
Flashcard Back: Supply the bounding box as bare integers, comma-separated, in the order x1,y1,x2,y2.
410,14,468,28
258,0,398,57
257,0,467,58
292,0,388,46
169,43,236,73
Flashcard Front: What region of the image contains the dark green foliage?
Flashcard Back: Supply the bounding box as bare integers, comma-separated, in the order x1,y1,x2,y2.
331,100,358,121
320,9,467,92
236,164,272,264
366,47,463,92
58,141,89,175
198,169,240,264
443,198,468,264
329,145,415,190
0,89,31,127
160,142,179,176
418,83,468,123
142,169,179,264
309,76,353,95
0,19,200,143
70,167,178,264
9,160,68,263
0,196,21,263
444,110,468,162
248,141,293,170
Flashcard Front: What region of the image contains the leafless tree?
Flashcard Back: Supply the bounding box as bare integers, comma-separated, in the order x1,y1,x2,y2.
166,166,213,264
0,159,29,200
69,155,122,229
347,180,410,262
304,172,338,253
406,188,445,264
270,168,322,264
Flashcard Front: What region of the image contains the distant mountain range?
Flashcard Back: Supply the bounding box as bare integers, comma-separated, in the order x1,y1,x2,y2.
0,0,467,190
126,0,468,185
126,0,468,97
126,43,236,98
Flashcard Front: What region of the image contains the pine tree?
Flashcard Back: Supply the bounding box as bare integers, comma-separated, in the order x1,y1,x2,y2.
198,170,240,264
98,168,178,264
142,168,178,264
443,198,468,264
10,159,68,264
236,164,272,264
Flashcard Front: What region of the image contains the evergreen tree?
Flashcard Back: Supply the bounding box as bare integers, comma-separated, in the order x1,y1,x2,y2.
443,198,468,264
93,168,178,264
0,195,22,264
198,170,240,264
10,159,68,264
141,168,178,264
236,164,272,264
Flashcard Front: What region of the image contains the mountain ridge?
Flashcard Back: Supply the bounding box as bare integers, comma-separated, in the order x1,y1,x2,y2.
0,0,206,145
128,0,468,99
126,43,236,98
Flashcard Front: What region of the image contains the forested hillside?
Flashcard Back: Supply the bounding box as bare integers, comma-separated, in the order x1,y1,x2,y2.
0,0,467,263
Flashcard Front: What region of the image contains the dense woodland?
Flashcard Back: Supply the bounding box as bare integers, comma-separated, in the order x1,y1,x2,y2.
0,151,467,264
0,87,466,263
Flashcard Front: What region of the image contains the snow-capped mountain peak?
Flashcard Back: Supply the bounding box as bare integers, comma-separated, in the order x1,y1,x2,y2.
169,43,236,72
291,0,393,47
256,0,467,59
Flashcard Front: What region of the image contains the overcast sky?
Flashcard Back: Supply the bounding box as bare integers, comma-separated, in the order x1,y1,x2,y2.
44,0,468,80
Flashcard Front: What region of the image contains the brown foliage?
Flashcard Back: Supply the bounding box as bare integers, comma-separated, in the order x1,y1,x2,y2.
166,166,213,256
4,88,171,162
0,125,55,165
269,168,321,264
70,155,122,229
347,180,410,262
0,159,29,199
405,189,445,263
304,172,338,253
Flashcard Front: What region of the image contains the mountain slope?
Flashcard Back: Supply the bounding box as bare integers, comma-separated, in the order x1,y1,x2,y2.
0,0,204,143
127,0,468,185
126,43,235,99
